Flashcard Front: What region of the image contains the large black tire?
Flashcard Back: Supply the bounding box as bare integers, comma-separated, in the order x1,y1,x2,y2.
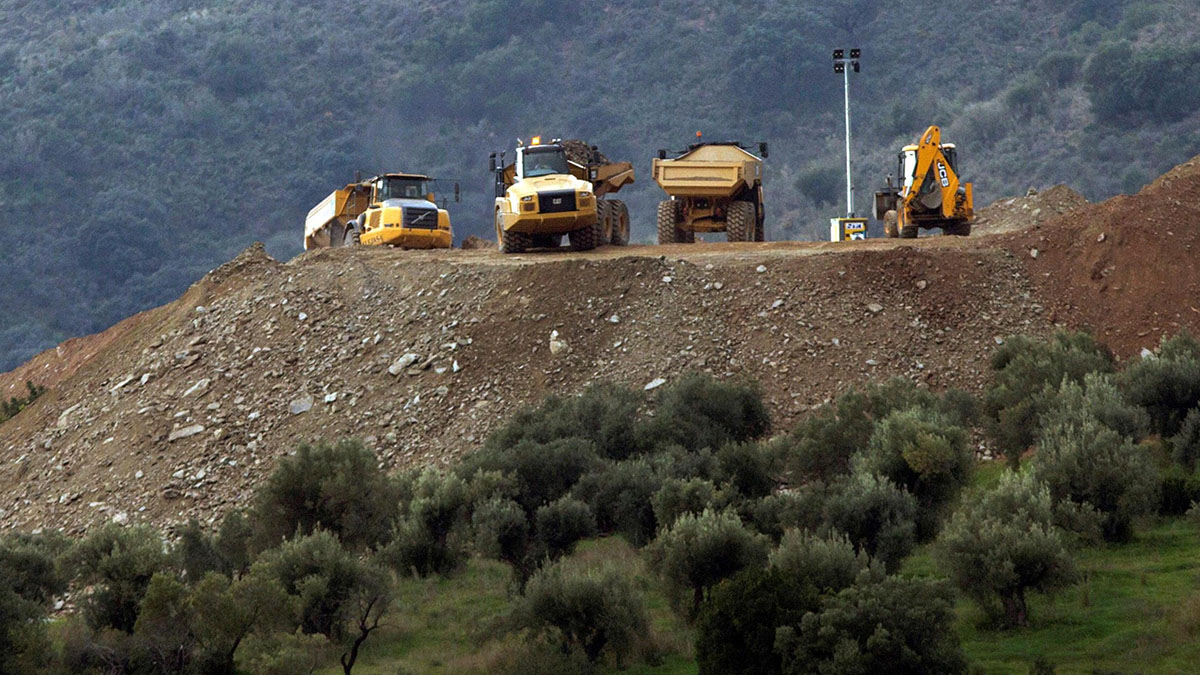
883,210,899,238
496,211,529,253
343,223,361,246
568,217,602,251
657,200,686,244
943,221,972,236
609,200,630,246
726,200,755,242
597,200,614,244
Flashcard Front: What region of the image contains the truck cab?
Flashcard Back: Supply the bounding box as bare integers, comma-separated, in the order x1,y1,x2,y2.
357,173,453,248
493,141,597,238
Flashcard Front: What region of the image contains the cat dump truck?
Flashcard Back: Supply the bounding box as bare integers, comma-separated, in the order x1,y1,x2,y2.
489,138,635,254
652,141,768,244
874,126,974,238
304,173,456,250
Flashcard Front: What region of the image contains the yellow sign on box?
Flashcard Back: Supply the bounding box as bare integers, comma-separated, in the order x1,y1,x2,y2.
830,218,868,241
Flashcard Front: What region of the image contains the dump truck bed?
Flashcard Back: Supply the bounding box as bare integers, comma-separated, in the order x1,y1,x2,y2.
653,144,762,199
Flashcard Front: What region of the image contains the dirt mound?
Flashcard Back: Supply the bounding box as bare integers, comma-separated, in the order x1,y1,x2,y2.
0,241,1048,534
974,185,1088,234
1010,155,1200,355
460,235,494,250
559,139,609,165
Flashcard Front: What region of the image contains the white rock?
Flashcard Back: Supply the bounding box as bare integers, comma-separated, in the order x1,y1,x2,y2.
172,469,186,479
1140,348,1155,359
756,265,767,274
388,353,420,375
289,397,314,415
112,512,129,526
183,378,211,397
713,282,724,290
644,377,668,391
56,404,82,429
452,360,462,373
140,373,152,385
662,276,673,283
771,299,784,309
324,392,338,403
110,375,135,394
609,315,621,324
298,312,308,321
1030,248,1039,259
135,470,144,479
867,303,884,314
168,424,205,442
550,330,569,356
195,306,207,314
916,280,928,290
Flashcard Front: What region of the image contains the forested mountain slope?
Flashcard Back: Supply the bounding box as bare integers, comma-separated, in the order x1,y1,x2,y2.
1,0,1198,370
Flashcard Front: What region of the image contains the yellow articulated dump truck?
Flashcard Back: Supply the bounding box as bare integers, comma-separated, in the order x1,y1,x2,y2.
304,173,456,250
652,140,768,244
489,138,635,253
874,125,974,238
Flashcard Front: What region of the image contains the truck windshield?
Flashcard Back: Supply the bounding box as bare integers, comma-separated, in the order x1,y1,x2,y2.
522,148,569,178
379,177,430,201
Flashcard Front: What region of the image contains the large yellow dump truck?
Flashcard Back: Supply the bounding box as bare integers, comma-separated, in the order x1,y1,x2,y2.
489,138,635,254
652,141,767,244
873,126,974,238
304,173,455,250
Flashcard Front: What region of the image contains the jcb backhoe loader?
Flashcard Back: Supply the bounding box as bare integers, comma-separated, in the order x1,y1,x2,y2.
874,126,973,238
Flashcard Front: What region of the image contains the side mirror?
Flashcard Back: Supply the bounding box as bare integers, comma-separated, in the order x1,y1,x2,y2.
488,153,497,173
657,149,667,160
426,192,436,203
759,142,769,159
454,182,461,203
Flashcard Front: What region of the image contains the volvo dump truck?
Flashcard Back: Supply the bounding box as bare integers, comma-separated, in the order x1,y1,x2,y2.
304,173,455,250
874,126,974,238
652,140,767,244
489,138,635,254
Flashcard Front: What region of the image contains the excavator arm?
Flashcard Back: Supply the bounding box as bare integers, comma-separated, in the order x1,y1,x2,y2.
899,125,972,227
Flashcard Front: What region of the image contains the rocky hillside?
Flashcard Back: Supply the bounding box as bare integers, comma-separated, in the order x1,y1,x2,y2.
3,155,1200,534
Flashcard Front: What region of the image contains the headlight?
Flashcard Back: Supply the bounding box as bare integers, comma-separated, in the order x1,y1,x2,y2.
579,191,592,198
521,195,534,202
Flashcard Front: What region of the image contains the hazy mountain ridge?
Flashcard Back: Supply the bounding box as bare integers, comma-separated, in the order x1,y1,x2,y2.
1,0,1198,370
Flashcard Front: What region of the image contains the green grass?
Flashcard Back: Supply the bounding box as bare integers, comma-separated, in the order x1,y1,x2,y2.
314,460,1200,674
904,518,1200,675
314,537,696,675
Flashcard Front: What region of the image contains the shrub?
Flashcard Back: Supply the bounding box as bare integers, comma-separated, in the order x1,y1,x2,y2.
257,530,383,641
483,382,643,460
645,509,769,619
514,559,648,664
68,524,171,633
1172,407,1200,470
937,473,1077,627
856,408,973,540
534,497,596,561
1035,413,1159,542
983,331,1115,465
573,459,662,546
1158,464,1200,516
823,472,918,572
715,442,776,499
1041,373,1149,441
695,567,817,675
383,468,471,578
473,498,535,587
747,489,826,541
0,380,45,425
639,374,770,453
776,577,967,675
653,478,719,530
1119,333,1200,437
0,534,67,672
251,439,400,550
770,530,880,595
177,512,252,582
465,438,600,516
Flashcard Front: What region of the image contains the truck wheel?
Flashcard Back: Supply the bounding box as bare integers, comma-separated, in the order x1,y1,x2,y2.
884,210,899,238
569,218,602,251
610,200,630,246
657,200,684,244
598,200,614,244
497,211,528,253
343,224,361,246
726,200,755,242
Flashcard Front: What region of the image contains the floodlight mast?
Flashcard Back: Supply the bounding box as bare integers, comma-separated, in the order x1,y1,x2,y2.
833,48,861,218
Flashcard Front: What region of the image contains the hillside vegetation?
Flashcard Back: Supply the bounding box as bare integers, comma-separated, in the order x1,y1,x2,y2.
2,0,1200,369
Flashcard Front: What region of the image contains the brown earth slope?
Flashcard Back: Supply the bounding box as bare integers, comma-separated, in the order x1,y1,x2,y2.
3,155,1200,534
